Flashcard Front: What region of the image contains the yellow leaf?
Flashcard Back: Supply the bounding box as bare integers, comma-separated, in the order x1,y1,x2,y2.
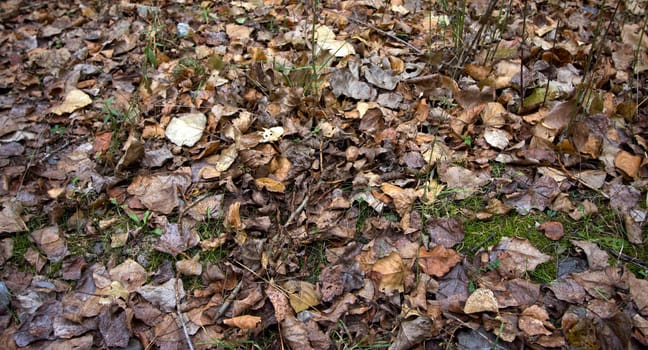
283,280,320,313
106,281,129,301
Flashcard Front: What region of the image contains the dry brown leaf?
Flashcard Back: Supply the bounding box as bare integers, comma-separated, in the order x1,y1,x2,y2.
224,201,242,231
491,237,550,278
0,201,27,233
570,240,609,270
418,245,462,277
266,282,292,322
519,305,553,336
371,252,405,294
538,221,565,240
109,258,147,292
614,150,642,178
176,254,203,276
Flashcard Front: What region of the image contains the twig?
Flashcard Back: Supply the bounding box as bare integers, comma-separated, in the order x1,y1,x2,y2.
214,279,244,321
175,277,195,350
178,192,212,234
604,246,648,269
39,139,74,162
343,15,424,55
284,195,309,227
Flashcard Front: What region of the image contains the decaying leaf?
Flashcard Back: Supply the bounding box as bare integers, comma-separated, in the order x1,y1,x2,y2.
0,201,27,233
490,237,550,278
464,288,499,314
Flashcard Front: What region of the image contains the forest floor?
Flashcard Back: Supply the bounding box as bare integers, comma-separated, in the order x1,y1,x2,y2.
0,0,648,349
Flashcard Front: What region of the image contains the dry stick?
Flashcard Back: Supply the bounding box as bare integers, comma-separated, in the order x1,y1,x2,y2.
343,15,424,55
214,279,244,321
604,246,648,269
175,277,195,350
284,195,309,227
445,313,506,349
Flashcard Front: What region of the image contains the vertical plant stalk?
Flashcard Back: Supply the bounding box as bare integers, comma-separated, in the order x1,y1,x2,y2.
577,0,620,112
518,0,527,114
462,0,499,64
310,0,319,100
484,0,513,65
631,7,648,116
542,18,562,108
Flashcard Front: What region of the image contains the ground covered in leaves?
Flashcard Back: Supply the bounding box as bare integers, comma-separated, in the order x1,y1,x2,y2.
0,0,648,349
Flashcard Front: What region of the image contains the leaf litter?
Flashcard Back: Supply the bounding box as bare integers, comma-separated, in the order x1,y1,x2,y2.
0,0,647,349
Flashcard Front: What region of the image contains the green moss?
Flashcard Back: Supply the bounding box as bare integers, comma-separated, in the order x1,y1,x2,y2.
302,240,328,283
10,232,34,271
419,188,646,284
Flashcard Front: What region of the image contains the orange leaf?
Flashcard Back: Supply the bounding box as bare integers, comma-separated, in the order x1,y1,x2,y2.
254,177,286,193
223,315,262,329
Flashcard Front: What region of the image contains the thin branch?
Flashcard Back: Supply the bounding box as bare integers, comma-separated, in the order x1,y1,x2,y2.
214,279,244,321
284,195,309,227
342,14,424,55
175,277,195,350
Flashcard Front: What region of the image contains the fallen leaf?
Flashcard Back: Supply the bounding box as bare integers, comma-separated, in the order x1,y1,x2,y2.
418,245,462,277
283,280,320,313
0,201,27,233
389,313,433,350
254,177,286,192
266,282,292,322
519,305,553,336
176,254,202,276
490,237,550,278
371,252,405,295
539,221,565,240
315,25,355,57
50,89,92,115
570,240,609,270
614,150,642,178
109,258,147,292
136,278,185,313
464,288,499,313
223,315,262,329
165,113,207,147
